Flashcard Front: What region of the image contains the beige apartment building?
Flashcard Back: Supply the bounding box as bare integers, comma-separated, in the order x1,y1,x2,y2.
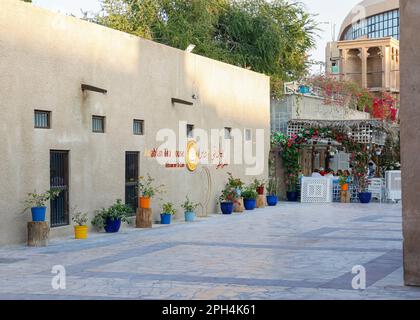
326,0,400,98
0,0,270,245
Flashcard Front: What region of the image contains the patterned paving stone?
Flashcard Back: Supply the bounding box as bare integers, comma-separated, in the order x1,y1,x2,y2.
0,202,419,299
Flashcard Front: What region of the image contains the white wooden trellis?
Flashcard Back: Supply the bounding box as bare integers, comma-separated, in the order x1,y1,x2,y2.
349,123,373,144
287,122,305,138
287,121,385,145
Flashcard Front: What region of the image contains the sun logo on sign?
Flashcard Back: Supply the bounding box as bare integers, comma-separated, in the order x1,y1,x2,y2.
186,140,200,172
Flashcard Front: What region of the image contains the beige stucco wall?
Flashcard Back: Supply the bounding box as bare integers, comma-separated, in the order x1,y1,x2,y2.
0,0,270,245
400,0,420,286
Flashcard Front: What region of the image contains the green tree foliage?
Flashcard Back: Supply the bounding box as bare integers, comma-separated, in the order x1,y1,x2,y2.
95,0,318,97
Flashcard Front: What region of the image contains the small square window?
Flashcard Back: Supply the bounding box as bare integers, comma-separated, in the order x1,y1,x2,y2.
187,124,194,139
224,127,232,140
245,129,252,141
92,116,105,133
34,110,51,129
133,119,144,135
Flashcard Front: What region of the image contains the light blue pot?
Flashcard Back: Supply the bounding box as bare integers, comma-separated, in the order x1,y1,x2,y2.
185,211,196,222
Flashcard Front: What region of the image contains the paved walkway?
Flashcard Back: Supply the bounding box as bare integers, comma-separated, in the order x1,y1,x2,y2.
0,202,420,300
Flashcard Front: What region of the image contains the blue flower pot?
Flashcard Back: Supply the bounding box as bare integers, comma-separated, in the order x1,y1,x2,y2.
104,218,121,233
287,191,299,202
358,192,372,204
244,199,257,211
185,211,196,222
161,214,172,225
266,195,278,206
220,202,234,215
31,207,47,222
299,85,310,94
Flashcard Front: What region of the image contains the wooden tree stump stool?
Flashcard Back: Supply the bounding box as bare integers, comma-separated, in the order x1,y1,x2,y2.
27,222,49,247
340,190,351,203
136,208,153,228
234,198,244,213
257,195,266,208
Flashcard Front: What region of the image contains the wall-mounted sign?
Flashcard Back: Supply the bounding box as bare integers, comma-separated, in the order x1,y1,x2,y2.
186,140,200,172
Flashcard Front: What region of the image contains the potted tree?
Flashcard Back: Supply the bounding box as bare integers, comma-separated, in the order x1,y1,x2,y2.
181,196,199,222
92,199,131,233
219,185,238,215
242,185,258,210
357,174,372,204
353,149,372,204
286,174,299,202
23,189,60,222
72,211,89,240
137,174,165,209
161,202,176,225
266,178,279,206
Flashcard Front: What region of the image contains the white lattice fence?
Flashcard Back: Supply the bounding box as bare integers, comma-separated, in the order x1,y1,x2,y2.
349,124,373,144
287,122,305,138
301,177,333,203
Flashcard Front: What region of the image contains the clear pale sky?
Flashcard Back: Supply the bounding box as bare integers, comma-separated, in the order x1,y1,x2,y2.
32,0,362,68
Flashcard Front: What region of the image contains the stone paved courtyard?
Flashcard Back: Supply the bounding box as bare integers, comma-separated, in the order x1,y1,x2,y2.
0,202,420,300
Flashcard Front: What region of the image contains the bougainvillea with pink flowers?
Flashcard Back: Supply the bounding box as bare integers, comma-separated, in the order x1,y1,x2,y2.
272,127,376,192
305,75,398,122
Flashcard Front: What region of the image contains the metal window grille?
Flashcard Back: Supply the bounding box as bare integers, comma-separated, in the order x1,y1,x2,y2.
34,110,51,129
133,120,144,135
92,116,105,133
187,124,194,139
224,127,232,139
245,129,252,141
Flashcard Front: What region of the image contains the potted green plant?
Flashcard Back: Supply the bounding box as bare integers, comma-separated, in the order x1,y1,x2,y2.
72,211,89,239
338,175,350,191
227,172,244,197
219,185,238,215
181,196,199,222
253,178,267,195
161,202,176,225
92,199,131,233
242,185,258,210
137,174,165,209
23,189,61,222
353,148,372,203
266,178,279,206
227,173,245,212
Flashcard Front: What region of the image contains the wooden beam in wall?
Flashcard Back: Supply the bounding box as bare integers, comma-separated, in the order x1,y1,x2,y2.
171,98,193,106
81,84,108,94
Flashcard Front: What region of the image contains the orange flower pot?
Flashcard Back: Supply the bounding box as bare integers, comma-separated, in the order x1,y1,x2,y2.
139,197,151,209
341,184,349,191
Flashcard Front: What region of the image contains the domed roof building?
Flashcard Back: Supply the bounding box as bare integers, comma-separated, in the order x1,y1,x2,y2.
326,0,400,98
339,0,400,41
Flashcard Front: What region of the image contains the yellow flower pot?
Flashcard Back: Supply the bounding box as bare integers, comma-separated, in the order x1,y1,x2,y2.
74,225,88,239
